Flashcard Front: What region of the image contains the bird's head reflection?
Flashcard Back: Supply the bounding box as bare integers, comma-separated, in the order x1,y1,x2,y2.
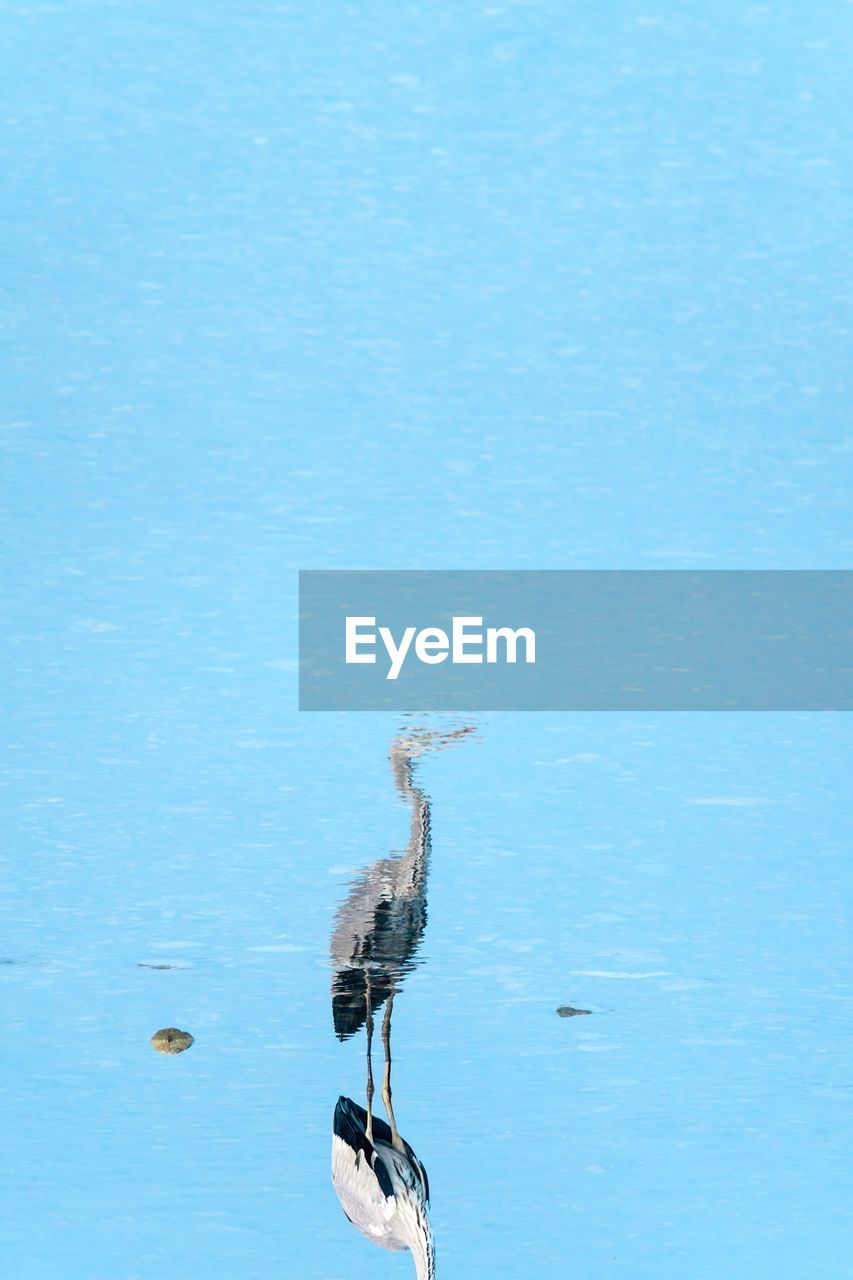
330,726,473,1280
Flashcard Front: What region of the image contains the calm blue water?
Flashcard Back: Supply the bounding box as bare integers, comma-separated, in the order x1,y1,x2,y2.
1,3,851,1277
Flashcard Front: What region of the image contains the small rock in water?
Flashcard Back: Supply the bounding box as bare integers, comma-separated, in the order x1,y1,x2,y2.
556,1005,592,1018
150,1027,194,1054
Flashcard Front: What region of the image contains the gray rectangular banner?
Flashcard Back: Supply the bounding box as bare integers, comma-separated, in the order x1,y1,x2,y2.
299,571,853,711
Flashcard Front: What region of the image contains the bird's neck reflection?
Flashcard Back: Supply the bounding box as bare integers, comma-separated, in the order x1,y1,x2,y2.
330,727,472,1280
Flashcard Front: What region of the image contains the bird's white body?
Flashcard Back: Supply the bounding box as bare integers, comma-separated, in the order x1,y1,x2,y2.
332,1097,435,1280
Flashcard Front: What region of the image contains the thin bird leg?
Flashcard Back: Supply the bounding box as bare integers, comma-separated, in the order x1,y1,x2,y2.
381,985,405,1152
365,971,375,1144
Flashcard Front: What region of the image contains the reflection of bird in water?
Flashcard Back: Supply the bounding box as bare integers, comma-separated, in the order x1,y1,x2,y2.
331,726,472,1280
329,736,432,1041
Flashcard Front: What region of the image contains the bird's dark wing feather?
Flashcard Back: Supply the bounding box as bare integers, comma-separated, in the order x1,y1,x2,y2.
412,1151,430,1205
334,1096,395,1201
396,1140,430,1204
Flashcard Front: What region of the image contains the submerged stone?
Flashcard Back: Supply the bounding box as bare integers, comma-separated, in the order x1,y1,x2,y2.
150,1027,194,1054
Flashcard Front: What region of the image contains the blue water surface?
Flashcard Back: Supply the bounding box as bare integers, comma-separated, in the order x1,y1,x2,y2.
1,3,851,1277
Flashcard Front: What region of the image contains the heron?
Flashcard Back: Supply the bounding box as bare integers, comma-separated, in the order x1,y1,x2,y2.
330,726,473,1279
329,734,433,1041
332,1048,434,1278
